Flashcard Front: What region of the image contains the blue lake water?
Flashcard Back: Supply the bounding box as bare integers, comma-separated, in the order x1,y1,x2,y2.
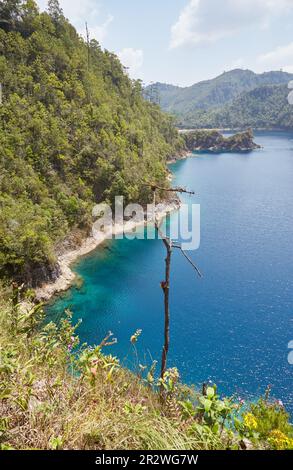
47,131,293,413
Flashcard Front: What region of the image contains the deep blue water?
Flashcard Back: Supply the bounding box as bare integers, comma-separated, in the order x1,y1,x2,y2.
47,132,293,413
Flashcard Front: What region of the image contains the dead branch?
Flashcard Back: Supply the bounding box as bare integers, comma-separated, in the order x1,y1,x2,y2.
173,245,203,278
85,22,90,70
143,182,195,195
148,181,202,387
98,331,118,349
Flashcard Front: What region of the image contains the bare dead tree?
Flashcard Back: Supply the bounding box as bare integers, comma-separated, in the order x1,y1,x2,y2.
148,183,202,386
85,22,90,71
143,182,195,196
85,22,94,116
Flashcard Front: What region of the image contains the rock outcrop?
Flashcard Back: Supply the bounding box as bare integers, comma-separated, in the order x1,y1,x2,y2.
184,128,261,153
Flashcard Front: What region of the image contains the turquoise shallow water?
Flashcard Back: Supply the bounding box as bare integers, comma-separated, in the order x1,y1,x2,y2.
47,131,293,413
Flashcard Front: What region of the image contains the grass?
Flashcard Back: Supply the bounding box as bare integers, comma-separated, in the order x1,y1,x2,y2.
0,286,292,450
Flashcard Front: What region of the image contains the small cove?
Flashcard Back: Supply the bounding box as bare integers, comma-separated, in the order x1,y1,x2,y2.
47,131,293,414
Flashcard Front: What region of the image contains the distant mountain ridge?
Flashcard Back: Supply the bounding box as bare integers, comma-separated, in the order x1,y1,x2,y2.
184,84,293,130
145,69,293,129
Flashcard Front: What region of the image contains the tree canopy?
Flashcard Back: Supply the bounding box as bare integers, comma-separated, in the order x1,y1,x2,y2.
0,0,184,284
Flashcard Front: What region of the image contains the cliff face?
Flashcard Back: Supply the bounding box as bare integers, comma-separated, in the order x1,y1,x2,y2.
184,129,261,153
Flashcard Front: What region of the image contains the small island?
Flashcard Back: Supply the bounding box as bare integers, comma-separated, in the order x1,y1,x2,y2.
183,128,261,153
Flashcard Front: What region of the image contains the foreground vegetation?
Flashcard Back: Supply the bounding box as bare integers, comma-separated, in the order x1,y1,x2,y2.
0,287,292,451
0,0,183,286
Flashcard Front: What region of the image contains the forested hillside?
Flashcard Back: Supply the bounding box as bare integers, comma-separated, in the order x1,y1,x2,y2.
146,70,293,129
0,0,183,285
180,85,293,129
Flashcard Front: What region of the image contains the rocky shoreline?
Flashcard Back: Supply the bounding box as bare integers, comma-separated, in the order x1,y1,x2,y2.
35,129,260,302
167,150,193,164
184,128,261,153
168,129,261,163
35,199,180,302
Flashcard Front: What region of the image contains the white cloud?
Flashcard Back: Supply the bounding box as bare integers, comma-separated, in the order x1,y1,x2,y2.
118,48,144,78
221,41,293,76
37,0,99,23
258,42,293,72
284,66,293,74
170,0,292,48
88,15,114,43
37,0,113,45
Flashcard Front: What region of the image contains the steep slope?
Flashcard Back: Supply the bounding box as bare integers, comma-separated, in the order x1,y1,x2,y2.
0,0,183,285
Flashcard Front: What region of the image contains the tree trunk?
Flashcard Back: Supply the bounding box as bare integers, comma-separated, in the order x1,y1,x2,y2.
160,240,171,380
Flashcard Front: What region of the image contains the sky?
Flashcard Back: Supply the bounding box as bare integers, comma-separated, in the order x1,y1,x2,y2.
37,0,293,87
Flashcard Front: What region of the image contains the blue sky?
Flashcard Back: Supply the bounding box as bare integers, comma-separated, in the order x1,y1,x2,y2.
37,0,293,86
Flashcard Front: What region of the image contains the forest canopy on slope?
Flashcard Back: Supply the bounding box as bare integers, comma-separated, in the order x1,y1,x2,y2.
145,70,293,129
0,0,183,285
181,85,293,130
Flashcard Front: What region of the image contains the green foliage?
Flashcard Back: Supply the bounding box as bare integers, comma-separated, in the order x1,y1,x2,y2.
0,289,292,450
183,85,293,130
249,397,293,441
159,367,180,395
49,435,64,450
183,128,259,152
147,69,293,129
78,332,119,385
195,385,234,432
0,0,184,285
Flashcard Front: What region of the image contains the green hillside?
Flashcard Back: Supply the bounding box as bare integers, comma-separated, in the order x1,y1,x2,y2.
146,70,293,129
0,0,183,286
182,85,293,129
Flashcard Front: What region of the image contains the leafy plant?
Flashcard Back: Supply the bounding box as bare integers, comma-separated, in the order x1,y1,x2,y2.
49,435,64,450
196,385,236,435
